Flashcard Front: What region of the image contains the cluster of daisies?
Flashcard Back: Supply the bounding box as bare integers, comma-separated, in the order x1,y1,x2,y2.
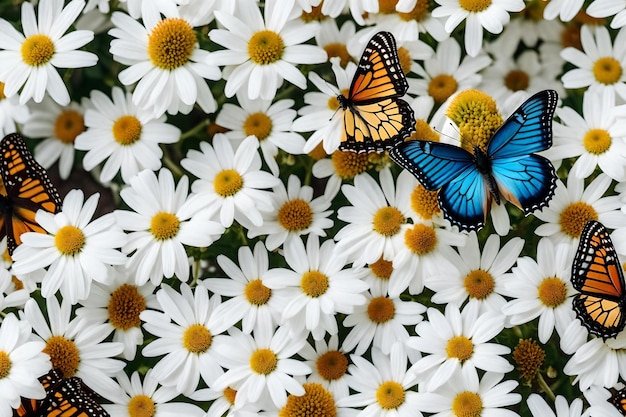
2,0,626,416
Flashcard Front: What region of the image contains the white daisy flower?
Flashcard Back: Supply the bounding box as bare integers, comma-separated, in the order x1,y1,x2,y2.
318,0,378,25
314,19,357,67
587,0,626,29
426,232,523,315
494,6,563,48
335,169,416,268
563,333,626,390
414,371,521,417
108,7,221,117
181,134,280,228
337,343,423,417
75,87,181,184
0,0,97,105
299,334,352,400
103,370,205,417
141,283,229,396
431,0,525,57
534,174,626,244
0,83,29,136
0,268,29,310
263,234,369,341
212,326,311,410
201,241,286,335
115,168,225,285
342,286,426,355
118,0,180,20
408,304,512,392
546,88,626,182
561,25,626,101
23,297,125,400
75,267,158,361
0,313,50,415
245,175,333,251
216,93,305,176
527,393,584,417
209,0,326,100
543,0,585,21
22,97,86,180
11,190,128,305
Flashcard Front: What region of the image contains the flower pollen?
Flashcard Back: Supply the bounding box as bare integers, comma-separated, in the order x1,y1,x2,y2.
316,350,348,381
44,335,80,378
593,57,623,85
504,70,530,91
537,277,567,308
214,169,244,197
459,0,492,12
446,335,474,362
324,44,352,67
376,381,406,410
411,184,441,220
54,225,85,256
21,34,55,66
583,128,611,154
0,82,5,100
243,112,273,141
113,115,142,146
513,339,545,380
183,324,212,354
150,212,180,240
373,206,404,237
0,351,10,379
398,0,429,22
464,269,495,300
379,0,399,14
559,202,598,238
277,199,313,232
301,5,325,22
54,110,85,144
224,387,237,405
250,348,278,375
404,223,437,255
397,47,412,75
452,391,483,417
128,394,156,417
279,383,337,417
331,151,372,179
369,257,393,281
301,270,329,298
108,284,146,331
367,296,395,324
447,89,501,152
428,74,458,104
245,279,272,306
148,18,196,70
248,30,284,65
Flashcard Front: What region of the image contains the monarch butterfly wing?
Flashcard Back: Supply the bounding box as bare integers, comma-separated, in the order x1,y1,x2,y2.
45,377,110,417
12,369,64,417
571,220,626,340
610,388,626,416
488,90,558,158
339,31,413,153
0,134,62,255
490,154,557,215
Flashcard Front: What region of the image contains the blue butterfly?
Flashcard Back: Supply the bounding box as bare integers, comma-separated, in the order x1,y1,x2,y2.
389,90,559,231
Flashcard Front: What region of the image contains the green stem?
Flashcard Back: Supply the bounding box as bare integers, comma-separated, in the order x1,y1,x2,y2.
536,372,556,402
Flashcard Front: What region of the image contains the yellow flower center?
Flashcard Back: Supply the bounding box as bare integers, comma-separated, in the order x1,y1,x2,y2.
54,225,85,256
308,142,327,161
446,336,474,362
148,18,196,70
150,212,180,240
459,0,492,12
0,82,5,100
559,202,598,238
224,387,237,405
21,34,55,66
583,128,612,154
214,169,244,197
279,383,337,417
324,43,352,67
376,381,405,410
452,392,483,417
243,113,273,141
301,270,329,298
397,47,412,75
248,30,284,65
410,184,441,220
54,110,85,144
44,335,80,378
464,269,495,300
127,394,156,417
521,0,547,21
379,0,399,14
11,276,22,291
593,57,623,85
372,207,404,237
245,279,272,306
0,351,10,379
250,348,278,375
504,70,530,92
277,199,313,232
331,151,372,180
108,284,146,331
513,338,545,380
301,5,326,22
398,0,430,22
537,277,567,308
561,24,582,50
367,296,395,324
447,89,502,152
429,74,458,104
369,257,393,281
408,120,441,143
113,115,142,146
316,350,348,382
183,324,212,354
404,223,437,255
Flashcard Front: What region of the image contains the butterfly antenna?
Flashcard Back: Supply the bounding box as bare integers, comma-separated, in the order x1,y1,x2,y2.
433,122,463,145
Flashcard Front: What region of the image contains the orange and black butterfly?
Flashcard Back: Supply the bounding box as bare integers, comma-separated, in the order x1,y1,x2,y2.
337,31,415,153
13,369,109,417
610,387,626,416
571,220,626,340
0,133,62,255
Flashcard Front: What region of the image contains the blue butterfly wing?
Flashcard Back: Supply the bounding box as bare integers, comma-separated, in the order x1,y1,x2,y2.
439,167,489,230
488,90,558,158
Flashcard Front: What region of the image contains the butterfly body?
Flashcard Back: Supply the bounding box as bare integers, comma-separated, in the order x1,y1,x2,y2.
390,89,558,231
572,220,626,340
337,31,415,153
